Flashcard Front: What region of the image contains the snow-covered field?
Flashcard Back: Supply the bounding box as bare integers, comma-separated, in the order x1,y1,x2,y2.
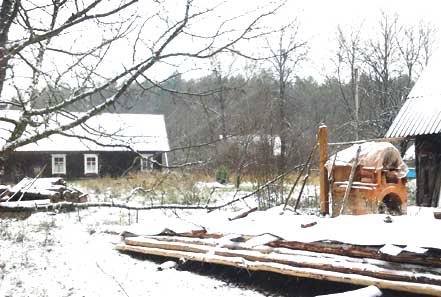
0,181,436,297
0,207,274,297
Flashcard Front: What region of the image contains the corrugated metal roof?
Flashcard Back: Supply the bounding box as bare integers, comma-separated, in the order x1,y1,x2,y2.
385,51,441,138
385,96,441,138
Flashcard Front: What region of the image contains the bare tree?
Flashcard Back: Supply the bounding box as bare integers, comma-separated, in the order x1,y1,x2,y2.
332,24,363,139
265,20,307,174
396,22,438,96
420,22,438,68
0,0,284,155
363,12,400,114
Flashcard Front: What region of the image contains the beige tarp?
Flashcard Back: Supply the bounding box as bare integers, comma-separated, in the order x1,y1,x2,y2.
326,142,408,178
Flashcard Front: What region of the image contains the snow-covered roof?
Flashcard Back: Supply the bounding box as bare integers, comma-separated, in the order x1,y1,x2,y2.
325,142,408,178
386,52,441,138
0,110,169,152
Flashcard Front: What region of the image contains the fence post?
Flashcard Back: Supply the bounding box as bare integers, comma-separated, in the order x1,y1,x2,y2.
319,125,329,215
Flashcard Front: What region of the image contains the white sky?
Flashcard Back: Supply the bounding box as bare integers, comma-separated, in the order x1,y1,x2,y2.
5,0,441,98
157,0,441,81
281,0,441,80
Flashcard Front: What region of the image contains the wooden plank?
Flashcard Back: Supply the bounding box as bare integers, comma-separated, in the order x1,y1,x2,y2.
143,235,441,276
147,233,441,269
123,236,441,286
116,243,441,296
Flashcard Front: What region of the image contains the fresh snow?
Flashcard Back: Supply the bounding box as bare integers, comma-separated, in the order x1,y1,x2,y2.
124,205,441,250
0,181,439,297
0,208,272,297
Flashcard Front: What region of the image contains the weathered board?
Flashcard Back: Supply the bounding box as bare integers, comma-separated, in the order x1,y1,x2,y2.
116,232,441,296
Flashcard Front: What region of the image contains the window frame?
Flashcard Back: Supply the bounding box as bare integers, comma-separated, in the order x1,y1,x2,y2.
51,154,66,175
84,154,99,175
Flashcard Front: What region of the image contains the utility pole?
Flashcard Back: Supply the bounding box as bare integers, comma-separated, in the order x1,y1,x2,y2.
354,68,359,140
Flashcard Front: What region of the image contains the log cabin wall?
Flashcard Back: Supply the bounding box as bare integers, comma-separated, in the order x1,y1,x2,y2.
0,151,163,183
415,134,441,207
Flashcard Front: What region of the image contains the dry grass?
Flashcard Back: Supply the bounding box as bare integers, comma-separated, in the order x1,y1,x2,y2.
72,171,215,204
70,169,321,209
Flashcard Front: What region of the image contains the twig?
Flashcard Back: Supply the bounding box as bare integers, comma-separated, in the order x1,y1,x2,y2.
293,173,310,213
95,262,130,297
228,207,258,221
284,143,318,210
209,163,305,212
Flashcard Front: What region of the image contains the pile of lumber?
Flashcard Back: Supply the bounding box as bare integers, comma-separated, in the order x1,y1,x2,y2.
116,231,441,296
0,177,87,203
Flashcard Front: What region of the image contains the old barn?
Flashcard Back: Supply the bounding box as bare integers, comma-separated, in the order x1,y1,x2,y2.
386,54,441,207
0,111,169,182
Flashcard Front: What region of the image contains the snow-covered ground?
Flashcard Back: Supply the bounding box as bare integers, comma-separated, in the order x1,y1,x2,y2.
0,181,437,297
0,208,273,297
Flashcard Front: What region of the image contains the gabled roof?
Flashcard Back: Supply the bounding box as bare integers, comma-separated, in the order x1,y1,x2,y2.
0,111,169,152
385,53,441,138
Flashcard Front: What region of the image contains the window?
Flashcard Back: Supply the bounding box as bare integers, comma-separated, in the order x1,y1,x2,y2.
84,154,98,174
52,154,66,175
140,154,153,171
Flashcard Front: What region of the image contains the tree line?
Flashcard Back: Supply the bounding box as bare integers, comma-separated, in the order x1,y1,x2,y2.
58,12,434,180
0,1,437,181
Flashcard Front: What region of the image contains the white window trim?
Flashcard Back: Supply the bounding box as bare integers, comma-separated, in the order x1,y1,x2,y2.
51,154,66,175
84,154,99,174
140,154,154,171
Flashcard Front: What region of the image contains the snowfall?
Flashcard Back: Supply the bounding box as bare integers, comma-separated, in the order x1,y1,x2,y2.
0,181,439,297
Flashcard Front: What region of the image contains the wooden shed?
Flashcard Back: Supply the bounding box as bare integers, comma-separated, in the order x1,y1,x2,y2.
386,54,441,207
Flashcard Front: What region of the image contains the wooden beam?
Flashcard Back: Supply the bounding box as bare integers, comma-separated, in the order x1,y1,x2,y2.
319,125,329,215
339,145,361,215
122,236,441,287
116,243,441,296
269,240,441,268
139,234,441,269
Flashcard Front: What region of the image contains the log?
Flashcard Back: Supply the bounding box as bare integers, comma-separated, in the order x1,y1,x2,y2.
138,232,441,270
228,207,258,221
269,240,441,268
116,243,441,296
0,201,219,214
143,234,441,278
123,236,441,286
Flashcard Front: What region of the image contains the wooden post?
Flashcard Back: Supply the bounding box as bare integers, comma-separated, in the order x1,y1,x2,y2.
354,68,359,141
319,125,329,215
339,145,361,215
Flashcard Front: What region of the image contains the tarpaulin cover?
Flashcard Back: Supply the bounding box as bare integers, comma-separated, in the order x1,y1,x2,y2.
326,142,408,178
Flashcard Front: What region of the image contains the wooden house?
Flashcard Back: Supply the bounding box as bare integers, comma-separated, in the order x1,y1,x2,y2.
0,111,170,182
386,54,441,207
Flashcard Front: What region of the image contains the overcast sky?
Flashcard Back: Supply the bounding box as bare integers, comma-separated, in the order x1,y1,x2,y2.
280,0,441,80
162,0,441,82
6,0,441,98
